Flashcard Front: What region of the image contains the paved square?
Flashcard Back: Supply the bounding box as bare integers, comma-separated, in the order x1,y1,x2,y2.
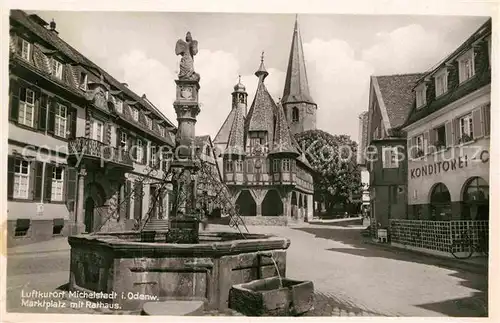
5,224,487,316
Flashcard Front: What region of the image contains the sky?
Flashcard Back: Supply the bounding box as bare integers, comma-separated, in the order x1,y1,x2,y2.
29,11,489,143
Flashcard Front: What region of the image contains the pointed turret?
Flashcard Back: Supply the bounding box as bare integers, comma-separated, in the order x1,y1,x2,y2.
224,76,247,157
255,51,269,81
244,54,276,148
282,15,317,135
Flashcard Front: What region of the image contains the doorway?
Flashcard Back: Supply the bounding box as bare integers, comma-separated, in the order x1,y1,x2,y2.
84,197,95,233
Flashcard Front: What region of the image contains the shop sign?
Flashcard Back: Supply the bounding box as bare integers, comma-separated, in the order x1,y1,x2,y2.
410,150,489,179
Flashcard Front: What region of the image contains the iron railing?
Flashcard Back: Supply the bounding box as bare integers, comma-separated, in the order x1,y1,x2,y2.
68,137,133,167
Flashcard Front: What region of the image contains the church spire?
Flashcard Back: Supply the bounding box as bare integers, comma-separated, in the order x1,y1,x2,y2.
282,15,315,105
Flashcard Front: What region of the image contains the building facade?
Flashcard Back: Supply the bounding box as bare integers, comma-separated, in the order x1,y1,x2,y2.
213,17,315,225
403,19,491,221
8,10,176,246
365,74,423,230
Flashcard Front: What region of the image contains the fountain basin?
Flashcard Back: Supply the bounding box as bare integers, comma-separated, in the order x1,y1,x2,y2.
68,231,290,312
229,277,314,316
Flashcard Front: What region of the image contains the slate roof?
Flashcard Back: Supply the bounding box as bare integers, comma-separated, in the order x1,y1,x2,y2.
269,102,299,156
373,73,424,129
10,10,175,132
225,103,246,156
244,79,276,138
213,108,236,145
282,17,315,105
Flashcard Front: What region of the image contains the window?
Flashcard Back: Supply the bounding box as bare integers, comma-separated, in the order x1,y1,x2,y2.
120,132,128,151
132,107,139,121
435,70,448,97
51,167,64,201
145,116,152,129
91,119,104,142
18,88,35,127
13,159,30,199
55,103,67,138
236,160,243,172
382,147,399,168
416,86,426,108
414,134,424,158
136,139,144,162
458,50,475,83
459,113,473,143
282,159,290,172
114,97,123,113
292,107,299,122
79,72,87,90
432,125,446,151
150,146,157,167
273,159,280,172
51,58,63,80
21,39,31,61
159,126,165,137
225,160,233,172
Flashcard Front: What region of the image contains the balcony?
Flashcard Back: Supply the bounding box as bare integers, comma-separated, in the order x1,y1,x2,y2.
68,137,133,169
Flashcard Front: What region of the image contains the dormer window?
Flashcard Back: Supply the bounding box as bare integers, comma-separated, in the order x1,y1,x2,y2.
114,97,123,113
159,125,165,137
434,69,448,97
50,58,63,80
131,107,139,121
458,49,475,83
145,116,152,130
79,72,87,90
20,39,31,61
415,84,427,109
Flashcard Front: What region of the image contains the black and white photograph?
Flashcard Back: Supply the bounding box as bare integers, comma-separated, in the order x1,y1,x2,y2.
2,0,497,319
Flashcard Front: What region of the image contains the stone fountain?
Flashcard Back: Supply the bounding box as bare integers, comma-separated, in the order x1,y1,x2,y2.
67,32,312,315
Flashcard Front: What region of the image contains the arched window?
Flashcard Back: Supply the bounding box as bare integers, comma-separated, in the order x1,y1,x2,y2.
292,107,299,122
462,177,489,220
430,183,451,221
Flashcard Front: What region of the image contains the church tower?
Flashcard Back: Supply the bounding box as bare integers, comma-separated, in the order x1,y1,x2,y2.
281,15,317,135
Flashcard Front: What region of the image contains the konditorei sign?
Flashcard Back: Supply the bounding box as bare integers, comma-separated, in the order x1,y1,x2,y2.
410,150,489,179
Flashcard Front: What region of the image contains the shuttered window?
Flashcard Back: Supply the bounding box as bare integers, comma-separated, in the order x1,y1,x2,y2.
19,88,35,127
54,103,67,138
13,159,30,199
458,113,473,143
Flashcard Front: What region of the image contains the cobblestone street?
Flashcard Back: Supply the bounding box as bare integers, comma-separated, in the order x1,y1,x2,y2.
5,223,488,317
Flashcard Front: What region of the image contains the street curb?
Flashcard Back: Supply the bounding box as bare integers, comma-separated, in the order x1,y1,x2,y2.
362,239,488,274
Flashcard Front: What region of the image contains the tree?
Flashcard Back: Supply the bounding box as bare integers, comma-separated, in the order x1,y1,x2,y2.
295,129,362,215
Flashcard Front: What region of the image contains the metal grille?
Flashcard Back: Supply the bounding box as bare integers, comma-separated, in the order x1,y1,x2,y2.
389,219,488,254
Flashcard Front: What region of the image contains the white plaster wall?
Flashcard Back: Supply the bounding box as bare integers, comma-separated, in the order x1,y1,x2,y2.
406,89,490,204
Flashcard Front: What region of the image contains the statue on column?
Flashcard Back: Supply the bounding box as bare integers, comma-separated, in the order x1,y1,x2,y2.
175,32,200,81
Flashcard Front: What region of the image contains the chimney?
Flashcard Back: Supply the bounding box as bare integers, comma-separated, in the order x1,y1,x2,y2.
142,94,147,99
49,19,58,34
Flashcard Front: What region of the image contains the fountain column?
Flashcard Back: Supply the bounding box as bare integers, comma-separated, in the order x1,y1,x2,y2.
169,32,201,233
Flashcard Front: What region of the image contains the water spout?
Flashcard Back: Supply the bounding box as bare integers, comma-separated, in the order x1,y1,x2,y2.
260,253,283,288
